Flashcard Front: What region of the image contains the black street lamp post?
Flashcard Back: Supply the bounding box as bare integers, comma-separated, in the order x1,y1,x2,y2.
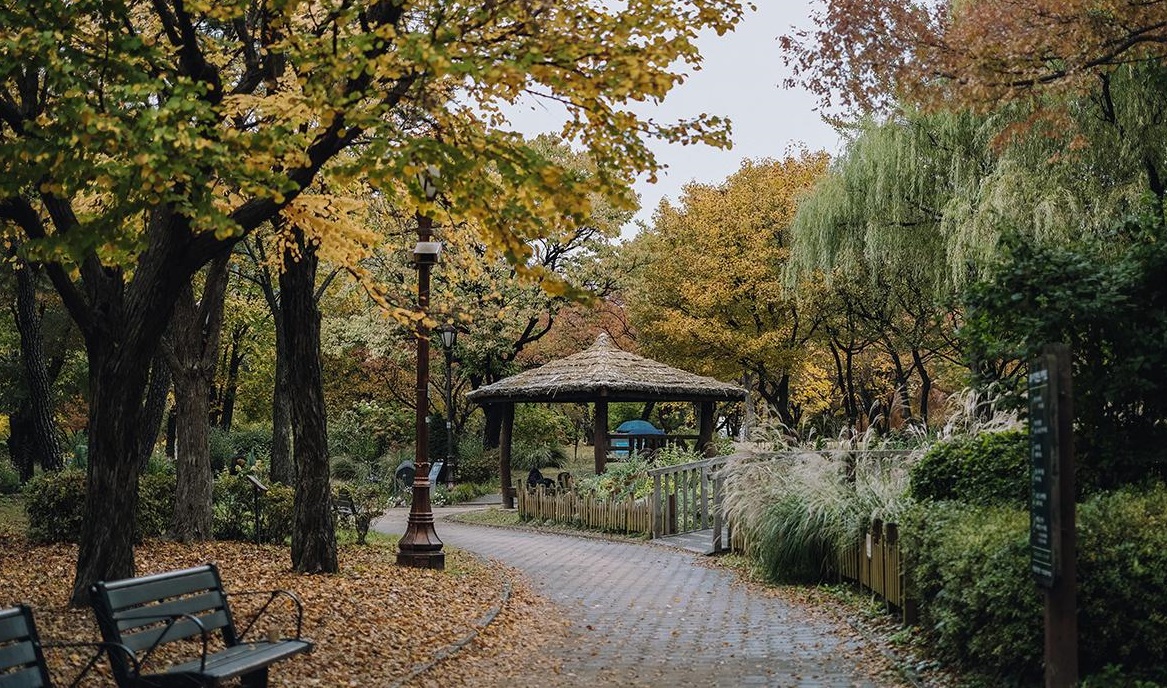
438,325,458,489
397,168,445,570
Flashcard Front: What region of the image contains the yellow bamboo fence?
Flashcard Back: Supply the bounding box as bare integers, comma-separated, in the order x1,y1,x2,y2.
517,486,652,536
837,519,916,623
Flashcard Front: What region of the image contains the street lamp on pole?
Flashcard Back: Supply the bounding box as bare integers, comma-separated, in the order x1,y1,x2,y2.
397,166,445,570
437,325,458,489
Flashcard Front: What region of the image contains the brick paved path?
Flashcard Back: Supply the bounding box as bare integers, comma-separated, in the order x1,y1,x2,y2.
377,508,890,687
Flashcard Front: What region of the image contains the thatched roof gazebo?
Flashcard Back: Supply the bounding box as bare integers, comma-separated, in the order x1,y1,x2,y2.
467,333,746,507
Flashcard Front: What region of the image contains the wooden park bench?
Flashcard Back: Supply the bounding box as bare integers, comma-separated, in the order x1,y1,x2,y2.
0,604,133,688
89,564,311,687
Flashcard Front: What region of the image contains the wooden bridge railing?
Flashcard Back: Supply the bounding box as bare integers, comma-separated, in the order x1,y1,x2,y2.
647,453,746,551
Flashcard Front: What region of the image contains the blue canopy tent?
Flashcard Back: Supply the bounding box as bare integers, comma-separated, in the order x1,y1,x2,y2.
611,420,665,458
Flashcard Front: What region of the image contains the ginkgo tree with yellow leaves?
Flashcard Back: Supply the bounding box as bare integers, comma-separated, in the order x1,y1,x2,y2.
0,0,748,604
625,153,829,429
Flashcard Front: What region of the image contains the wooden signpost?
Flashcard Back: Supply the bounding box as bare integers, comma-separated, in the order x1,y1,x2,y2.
1028,344,1077,687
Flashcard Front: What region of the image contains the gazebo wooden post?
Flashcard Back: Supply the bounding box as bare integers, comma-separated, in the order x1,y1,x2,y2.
499,402,516,509
699,401,716,457
594,399,609,474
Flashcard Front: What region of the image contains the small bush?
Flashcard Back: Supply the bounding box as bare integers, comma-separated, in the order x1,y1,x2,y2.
0,457,21,494
23,469,86,543
212,468,294,544
456,438,497,485
260,483,295,544
909,429,1028,506
330,458,361,481
447,481,492,504
902,502,1041,684
332,481,390,544
137,472,176,538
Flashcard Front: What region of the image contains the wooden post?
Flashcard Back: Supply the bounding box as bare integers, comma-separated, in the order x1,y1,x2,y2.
594,399,608,474
698,401,716,457
499,402,516,509
1029,344,1077,688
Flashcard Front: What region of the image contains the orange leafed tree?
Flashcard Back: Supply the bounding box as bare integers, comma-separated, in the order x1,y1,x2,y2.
783,1,1167,113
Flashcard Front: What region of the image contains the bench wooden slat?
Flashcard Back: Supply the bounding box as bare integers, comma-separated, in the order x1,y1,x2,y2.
0,642,38,673
0,611,30,643
0,665,45,688
114,591,227,632
166,640,311,679
100,568,220,610
119,611,231,653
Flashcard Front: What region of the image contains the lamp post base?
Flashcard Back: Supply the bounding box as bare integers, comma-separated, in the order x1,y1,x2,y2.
397,507,445,569
396,549,446,569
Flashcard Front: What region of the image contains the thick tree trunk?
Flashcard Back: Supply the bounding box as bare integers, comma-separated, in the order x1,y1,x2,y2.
71,338,152,606
164,256,229,542
170,372,214,540
13,261,63,472
280,230,337,574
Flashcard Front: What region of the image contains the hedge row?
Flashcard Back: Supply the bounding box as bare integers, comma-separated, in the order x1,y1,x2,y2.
903,484,1167,684
22,469,295,544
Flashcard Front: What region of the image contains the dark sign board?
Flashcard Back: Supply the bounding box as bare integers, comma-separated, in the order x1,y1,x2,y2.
1029,358,1057,587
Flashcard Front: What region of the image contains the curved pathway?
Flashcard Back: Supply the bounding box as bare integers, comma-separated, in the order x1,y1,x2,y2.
376,507,892,687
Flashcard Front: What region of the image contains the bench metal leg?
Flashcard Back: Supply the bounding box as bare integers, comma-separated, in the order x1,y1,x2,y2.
241,667,269,688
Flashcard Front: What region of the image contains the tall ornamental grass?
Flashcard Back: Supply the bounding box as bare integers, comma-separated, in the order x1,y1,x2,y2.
720,451,911,583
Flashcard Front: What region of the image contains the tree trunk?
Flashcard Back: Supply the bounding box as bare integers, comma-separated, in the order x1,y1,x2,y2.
482,403,503,450
13,261,63,472
912,347,932,426
280,228,337,574
217,325,246,431
269,308,295,485
164,256,229,542
71,339,151,605
138,352,171,470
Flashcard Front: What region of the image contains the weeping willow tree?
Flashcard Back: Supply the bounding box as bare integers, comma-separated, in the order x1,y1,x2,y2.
788,66,1167,429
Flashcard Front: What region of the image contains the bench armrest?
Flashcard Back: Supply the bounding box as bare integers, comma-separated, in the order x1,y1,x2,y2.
41,639,140,688
227,589,305,641
112,610,212,674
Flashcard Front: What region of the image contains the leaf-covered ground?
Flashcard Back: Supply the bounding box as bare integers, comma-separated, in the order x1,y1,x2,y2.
0,532,566,687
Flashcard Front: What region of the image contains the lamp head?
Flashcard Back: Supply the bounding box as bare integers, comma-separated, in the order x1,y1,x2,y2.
438,324,458,351
413,240,442,265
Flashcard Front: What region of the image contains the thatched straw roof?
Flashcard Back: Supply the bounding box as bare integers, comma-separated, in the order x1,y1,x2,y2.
467,333,747,404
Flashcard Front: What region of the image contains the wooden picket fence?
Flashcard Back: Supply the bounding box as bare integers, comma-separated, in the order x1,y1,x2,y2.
517,486,652,536
836,519,915,622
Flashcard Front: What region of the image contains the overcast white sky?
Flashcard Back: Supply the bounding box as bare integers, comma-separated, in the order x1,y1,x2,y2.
504,2,840,238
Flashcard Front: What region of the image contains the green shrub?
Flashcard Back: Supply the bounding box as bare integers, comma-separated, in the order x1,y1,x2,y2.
447,481,492,504
23,469,86,543
208,427,236,472
904,484,1167,683
137,472,176,538
902,502,1041,684
330,458,361,481
259,483,295,544
0,457,20,494
456,438,497,485
212,468,294,544
332,481,390,544
909,429,1028,506
23,469,176,543
1077,485,1167,676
